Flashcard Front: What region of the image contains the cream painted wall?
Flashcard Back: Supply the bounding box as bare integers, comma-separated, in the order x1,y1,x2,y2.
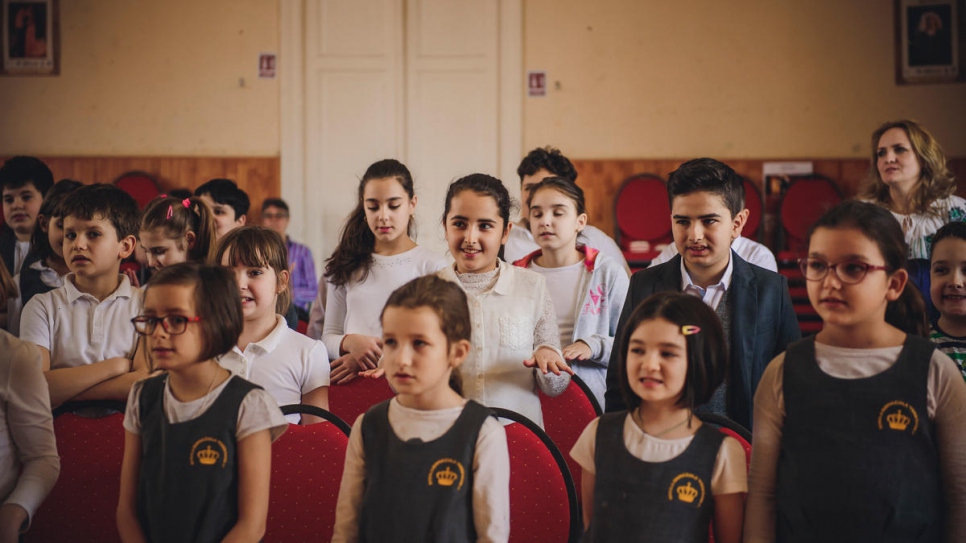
0,0,279,155
523,0,966,158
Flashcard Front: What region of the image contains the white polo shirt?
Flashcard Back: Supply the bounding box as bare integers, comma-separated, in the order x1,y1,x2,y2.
218,315,330,423
19,274,141,369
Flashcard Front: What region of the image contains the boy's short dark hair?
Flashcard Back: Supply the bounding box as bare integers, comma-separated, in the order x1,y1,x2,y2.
666,158,745,218
0,156,54,195
195,178,250,219
59,184,140,240
261,197,289,214
930,221,966,260
517,146,578,184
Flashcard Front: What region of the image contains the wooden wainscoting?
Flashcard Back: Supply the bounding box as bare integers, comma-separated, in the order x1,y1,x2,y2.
572,157,966,242
0,156,280,223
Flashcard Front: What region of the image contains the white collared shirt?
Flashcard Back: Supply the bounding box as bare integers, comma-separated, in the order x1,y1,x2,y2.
680,253,734,311
19,274,141,368
218,315,330,423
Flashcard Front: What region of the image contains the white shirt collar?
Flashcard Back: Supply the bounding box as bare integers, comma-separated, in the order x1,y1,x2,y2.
680,250,735,294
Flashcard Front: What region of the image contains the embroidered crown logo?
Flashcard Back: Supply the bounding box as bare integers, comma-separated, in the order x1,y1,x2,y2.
676,482,699,503
887,410,911,431
435,466,458,487
197,445,220,466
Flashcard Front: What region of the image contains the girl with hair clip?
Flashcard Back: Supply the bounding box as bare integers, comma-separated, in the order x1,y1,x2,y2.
861,119,965,315
7,179,82,335
744,201,966,542
0,259,59,542
513,176,629,408
139,194,218,270
332,275,510,543
571,291,746,543
215,226,330,424
117,263,287,543
319,159,448,383
437,173,572,429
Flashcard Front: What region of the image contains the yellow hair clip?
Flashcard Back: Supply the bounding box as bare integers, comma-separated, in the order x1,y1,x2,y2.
681,325,701,336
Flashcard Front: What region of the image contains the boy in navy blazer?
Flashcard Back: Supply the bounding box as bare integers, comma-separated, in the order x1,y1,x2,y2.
604,158,800,429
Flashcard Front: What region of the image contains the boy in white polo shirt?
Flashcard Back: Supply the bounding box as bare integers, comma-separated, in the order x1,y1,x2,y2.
20,184,149,408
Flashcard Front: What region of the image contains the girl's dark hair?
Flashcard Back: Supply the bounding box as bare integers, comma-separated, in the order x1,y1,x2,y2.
214,226,292,315
381,275,472,396
807,200,926,336
143,262,244,365
28,179,83,262
526,176,587,215
140,195,218,264
442,173,515,261
618,291,727,412
324,159,415,287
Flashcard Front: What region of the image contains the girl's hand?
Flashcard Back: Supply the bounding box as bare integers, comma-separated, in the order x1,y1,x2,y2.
123,267,141,288
562,341,592,361
341,334,383,369
330,354,362,384
523,346,574,376
360,367,385,379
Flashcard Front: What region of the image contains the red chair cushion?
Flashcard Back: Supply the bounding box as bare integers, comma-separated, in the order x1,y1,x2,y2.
615,175,671,247
779,177,842,252
326,377,396,426
25,413,126,543
539,379,599,503
504,422,573,543
115,173,161,210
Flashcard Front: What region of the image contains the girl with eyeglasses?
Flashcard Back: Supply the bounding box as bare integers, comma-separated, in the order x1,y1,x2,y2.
118,263,287,543
744,201,966,542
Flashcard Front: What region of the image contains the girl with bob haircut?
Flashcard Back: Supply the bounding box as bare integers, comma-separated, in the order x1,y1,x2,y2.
745,201,966,542
215,226,330,424
571,291,746,543
332,274,509,543
861,119,965,314
318,159,447,383
117,262,287,543
139,195,218,270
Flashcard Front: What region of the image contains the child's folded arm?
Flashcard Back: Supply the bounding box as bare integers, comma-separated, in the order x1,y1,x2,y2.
41,353,130,408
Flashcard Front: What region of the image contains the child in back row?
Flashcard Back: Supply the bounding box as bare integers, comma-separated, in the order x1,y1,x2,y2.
320,159,448,383
929,221,966,380
0,156,53,276
216,226,330,424
194,178,249,241
437,174,572,429
139,194,218,270
332,275,509,543
19,183,149,408
118,263,287,543
514,177,629,408
571,291,746,543
7,179,82,335
745,201,966,542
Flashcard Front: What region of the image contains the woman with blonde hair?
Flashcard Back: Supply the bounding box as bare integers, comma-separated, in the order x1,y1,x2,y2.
861,119,964,314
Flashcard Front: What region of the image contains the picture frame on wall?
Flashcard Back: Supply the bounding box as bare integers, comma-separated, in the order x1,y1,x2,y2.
895,0,965,84
1,0,58,76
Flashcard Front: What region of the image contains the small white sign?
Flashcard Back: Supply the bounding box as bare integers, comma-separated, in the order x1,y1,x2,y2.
762,161,814,177
259,53,277,79
527,70,547,97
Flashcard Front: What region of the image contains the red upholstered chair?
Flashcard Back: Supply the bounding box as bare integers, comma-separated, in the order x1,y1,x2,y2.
538,375,601,504
326,376,396,427
491,407,581,543
776,175,843,263
25,408,126,543
114,170,161,210
742,177,764,240
266,405,351,542
613,173,671,270
696,412,752,543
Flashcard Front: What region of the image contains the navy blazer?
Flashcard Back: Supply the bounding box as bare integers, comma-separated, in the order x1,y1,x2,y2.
604,252,801,429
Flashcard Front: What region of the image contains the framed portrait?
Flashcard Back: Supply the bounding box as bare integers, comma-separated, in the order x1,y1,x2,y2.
896,0,966,84
1,0,58,76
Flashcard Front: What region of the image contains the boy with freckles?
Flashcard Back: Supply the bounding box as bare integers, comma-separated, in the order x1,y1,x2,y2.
604,158,800,429
20,184,150,408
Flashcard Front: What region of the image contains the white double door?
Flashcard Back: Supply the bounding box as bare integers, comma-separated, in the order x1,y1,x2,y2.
282,0,522,262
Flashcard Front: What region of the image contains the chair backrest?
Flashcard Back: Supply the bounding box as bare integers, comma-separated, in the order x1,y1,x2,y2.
326,377,396,427
695,411,751,469
491,407,581,543
267,405,351,542
778,175,843,255
538,375,601,503
613,173,671,250
742,177,763,239
25,411,126,543
114,170,161,210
